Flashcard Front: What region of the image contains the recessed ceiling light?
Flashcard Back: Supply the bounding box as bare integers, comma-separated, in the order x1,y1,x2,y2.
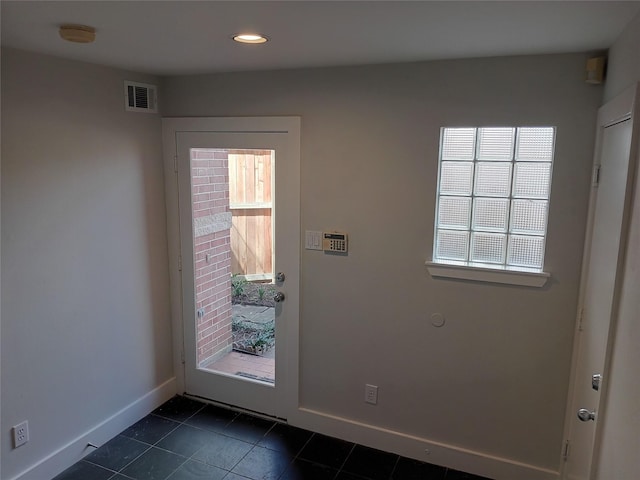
59,24,96,43
233,33,268,44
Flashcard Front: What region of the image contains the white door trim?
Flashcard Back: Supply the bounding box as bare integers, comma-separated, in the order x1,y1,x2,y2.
161,117,300,419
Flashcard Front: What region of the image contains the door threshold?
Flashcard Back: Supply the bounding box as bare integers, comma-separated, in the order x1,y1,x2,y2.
182,393,288,424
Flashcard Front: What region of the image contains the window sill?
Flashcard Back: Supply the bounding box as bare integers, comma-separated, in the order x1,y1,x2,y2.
425,261,550,287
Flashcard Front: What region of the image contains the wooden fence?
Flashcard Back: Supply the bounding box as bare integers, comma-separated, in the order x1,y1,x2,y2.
228,150,273,280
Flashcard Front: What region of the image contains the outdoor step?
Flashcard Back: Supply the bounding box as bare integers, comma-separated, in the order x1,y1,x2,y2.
232,304,274,324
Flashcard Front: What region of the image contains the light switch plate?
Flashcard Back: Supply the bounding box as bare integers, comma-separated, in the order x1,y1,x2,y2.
305,230,323,250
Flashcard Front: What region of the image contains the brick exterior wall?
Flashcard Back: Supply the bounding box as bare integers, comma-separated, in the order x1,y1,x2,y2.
191,149,232,366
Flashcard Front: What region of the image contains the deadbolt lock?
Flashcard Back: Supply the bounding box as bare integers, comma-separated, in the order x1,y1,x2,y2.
592,374,602,391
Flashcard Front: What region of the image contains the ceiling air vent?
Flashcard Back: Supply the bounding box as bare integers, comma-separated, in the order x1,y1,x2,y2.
124,81,158,113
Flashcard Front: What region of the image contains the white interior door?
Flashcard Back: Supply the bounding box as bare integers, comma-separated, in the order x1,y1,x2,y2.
168,117,300,419
563,92,636,479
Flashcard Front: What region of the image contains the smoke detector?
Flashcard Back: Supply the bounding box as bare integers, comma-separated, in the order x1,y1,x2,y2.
59,24,96,44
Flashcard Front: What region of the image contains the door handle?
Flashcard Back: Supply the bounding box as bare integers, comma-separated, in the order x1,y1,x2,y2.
577,409,596,422
274,292,285,303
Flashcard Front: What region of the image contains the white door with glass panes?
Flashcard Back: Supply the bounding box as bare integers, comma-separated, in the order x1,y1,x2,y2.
163,117,300,419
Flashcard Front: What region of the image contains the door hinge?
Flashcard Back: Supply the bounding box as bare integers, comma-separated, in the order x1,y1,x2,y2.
592,165,601,187
174,154,178,173
180,350,185,364
563,440,570,461
578,307,585,332
178,255,183,271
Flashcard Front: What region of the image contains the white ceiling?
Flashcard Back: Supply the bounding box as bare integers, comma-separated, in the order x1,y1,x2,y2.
2,1,639,76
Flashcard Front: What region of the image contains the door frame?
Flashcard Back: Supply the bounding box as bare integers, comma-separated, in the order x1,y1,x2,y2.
560,84,640,479
162,117,300,419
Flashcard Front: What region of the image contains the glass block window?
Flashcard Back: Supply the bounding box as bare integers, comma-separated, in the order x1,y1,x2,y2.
434,127,555,271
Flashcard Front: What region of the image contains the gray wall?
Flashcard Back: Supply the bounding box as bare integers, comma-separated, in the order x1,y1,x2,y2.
1,48,173,479
603,11,640,102
595,9,640,479
163,53,602,472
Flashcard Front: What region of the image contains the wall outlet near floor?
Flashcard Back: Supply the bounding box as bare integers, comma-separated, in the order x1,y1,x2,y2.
365,384,378,405
12,420,29,448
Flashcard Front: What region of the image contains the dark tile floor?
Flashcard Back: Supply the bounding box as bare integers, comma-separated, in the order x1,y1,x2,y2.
53,395,492,480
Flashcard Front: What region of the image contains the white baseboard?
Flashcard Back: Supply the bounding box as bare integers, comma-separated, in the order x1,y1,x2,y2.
10,378,177,480
9,382,558,480
289,407,560,480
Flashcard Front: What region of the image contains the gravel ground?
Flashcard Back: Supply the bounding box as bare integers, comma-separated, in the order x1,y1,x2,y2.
231,279,277,308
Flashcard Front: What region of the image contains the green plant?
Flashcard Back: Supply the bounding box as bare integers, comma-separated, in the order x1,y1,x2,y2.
257,286,266,301
231,274,248,298
252,338,268,349
251,323,275,350
232,317,275,354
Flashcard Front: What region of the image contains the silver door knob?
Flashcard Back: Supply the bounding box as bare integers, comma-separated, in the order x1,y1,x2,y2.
274,292,285,303
275,272,285,283
577,409,596,422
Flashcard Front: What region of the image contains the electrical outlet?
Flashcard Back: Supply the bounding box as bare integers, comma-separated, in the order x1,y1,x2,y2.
12,421,29,448
365,384,378,405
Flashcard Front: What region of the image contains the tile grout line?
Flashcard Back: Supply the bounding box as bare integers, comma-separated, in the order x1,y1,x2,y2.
274,430,317,480
78,459,119,477
83,441,154,477
388,455,401,480
293,430,315,460
159,452,190,480
334,442,358,480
